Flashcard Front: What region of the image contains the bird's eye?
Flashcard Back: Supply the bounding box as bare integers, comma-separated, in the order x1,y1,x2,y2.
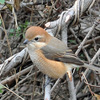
34,37,39,41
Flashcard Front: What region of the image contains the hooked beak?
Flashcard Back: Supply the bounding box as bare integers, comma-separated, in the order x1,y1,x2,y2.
23,39,29,44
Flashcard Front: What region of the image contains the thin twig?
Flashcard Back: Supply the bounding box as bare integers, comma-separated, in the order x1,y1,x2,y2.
12,0,18,29
84,81,100,88
31,70,37,100
70,27,91,62
75,23,96,55
76,48,100,93
82,72,94,96
0,13,12,56
1,84,24,100
70,36,100,49
50,78,60,93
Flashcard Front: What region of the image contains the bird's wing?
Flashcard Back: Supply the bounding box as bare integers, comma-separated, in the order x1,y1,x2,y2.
54,54,84,65
41,37,84,65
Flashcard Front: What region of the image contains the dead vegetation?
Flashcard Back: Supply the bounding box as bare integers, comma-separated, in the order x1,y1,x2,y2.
0,0,100,100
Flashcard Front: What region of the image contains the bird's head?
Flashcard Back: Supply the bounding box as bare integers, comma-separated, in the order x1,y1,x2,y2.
24,26,51,50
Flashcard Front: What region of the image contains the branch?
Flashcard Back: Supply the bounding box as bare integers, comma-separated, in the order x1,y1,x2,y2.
76,48,100,94
0,48,29,76
70,36,100,49
44,76,51,100
75,23,96,55
0,65,34,85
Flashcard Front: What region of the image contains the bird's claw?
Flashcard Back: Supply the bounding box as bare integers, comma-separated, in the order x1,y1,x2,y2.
67,71,72,81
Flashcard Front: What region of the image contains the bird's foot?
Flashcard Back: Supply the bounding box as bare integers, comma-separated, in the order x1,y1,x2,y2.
67,71,72,81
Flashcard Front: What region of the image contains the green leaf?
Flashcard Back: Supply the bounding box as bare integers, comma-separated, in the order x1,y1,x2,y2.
10,29,14,33
0,84,4,94
9,33,14,37
69,40,76,44
16,33,20,37
16,27,21,32
76,67,79,71
0,84,4,89
80,54,84,57
0,89,3,94
0,0,5,4
25,21,29,25
0,19,2,26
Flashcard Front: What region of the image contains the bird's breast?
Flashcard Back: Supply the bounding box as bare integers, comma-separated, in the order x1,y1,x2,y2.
28,48,67,79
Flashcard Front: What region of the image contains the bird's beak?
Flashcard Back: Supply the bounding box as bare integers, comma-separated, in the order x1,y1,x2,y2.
23,39,29,44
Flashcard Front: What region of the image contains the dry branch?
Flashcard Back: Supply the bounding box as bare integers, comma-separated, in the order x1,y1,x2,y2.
0,0,99,100
0,48,29,76
0,65,34,85
70,36,100,49
76,48,100,94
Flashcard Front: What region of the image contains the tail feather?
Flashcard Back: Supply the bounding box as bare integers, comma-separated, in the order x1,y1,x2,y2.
82,63,100,72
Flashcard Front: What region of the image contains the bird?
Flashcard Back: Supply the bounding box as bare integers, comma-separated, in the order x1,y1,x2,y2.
24,26,100,81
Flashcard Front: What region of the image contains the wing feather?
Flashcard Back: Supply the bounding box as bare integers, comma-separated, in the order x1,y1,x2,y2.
41,37,84,65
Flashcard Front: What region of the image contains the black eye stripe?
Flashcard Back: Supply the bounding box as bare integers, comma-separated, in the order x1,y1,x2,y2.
34,37,39,41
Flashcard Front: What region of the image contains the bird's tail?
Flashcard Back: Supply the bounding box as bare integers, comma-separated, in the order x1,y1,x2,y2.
82,63,100,72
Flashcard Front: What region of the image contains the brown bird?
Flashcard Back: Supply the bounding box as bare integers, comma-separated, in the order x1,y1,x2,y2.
24,26,100,80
